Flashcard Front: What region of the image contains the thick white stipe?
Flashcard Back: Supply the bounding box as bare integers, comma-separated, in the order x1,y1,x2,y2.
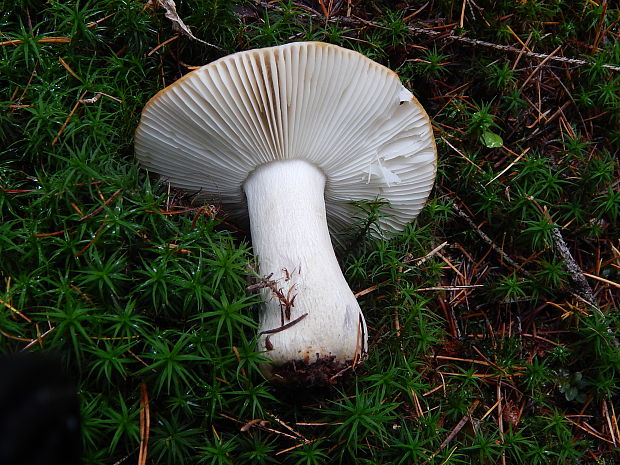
244,160,367,366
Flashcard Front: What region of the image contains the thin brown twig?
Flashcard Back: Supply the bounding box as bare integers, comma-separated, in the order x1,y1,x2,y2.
550,228,620,348
519,44,563,90
0,328,30,342
148,34,181,57
249,1,620,71
51,90,88,146
265,410,307,441
441,136,483,173
21,327,55,351
138,383,150,465
220,412,300,441
423,400,480,464
583,272,620,290
450,201,533,278
248,272,298,323
275,438,323,456
260,313,308,335
0,297,32,323
79,188,124,222
0,37,70,46
76,216,108,258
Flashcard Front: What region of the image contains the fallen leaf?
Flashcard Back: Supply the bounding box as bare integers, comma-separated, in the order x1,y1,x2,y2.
151,0,224,51
480,130,503,148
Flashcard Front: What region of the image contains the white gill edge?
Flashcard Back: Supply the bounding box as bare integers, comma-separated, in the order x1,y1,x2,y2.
135,42,436,236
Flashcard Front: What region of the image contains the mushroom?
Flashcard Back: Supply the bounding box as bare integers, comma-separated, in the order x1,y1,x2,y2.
135,42,437,383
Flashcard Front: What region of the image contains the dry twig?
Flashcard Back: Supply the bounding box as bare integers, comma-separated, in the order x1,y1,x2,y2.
450,201,533,278
149,0,224,51
550,228,620,348
249,1,620,71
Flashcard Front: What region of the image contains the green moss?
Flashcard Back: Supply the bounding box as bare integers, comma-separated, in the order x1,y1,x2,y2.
1,1,619,463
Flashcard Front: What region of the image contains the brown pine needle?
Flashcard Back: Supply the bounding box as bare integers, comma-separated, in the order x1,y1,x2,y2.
441,136,484,173
0,37,70,46
51,91,87,146
59,57,81,81
424,400,480,464
138,383,150,465
435,355,490,366
583,272,620,290
22,327,55,350
480,397,503,421
0,297,32,323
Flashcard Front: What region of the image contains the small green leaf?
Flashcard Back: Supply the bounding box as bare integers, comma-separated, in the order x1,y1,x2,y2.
481,130,504,148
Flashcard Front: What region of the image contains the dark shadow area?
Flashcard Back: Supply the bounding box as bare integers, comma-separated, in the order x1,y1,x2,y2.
0,353,81,465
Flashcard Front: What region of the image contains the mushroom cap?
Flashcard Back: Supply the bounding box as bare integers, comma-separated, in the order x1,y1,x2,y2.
135,42,437,240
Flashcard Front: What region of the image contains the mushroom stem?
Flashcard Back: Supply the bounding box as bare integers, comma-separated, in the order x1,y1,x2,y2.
244,159,367,374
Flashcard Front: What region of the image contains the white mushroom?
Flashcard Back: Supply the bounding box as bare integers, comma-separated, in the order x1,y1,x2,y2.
135,42,437,383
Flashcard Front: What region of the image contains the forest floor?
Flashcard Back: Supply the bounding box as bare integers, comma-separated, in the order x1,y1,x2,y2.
1,1,619,463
